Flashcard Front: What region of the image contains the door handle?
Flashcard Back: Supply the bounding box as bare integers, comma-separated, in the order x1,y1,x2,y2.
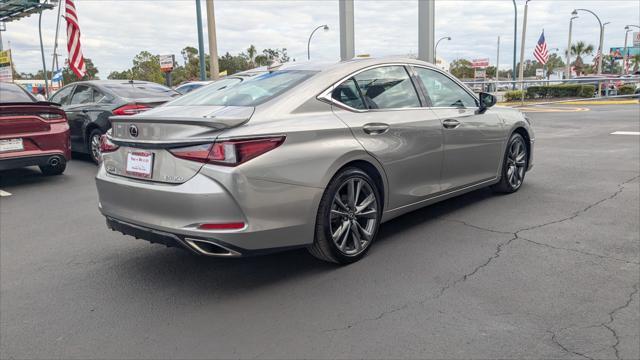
442,119,460,129
363,123,390,135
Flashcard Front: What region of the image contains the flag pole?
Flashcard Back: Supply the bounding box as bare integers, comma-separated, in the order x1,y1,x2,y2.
38,5,49,97
50,0,63,87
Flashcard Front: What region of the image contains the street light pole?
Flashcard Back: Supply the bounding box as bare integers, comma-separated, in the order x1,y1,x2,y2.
434,36,451,65
512,0,518,89
307,25,329,60
566,15,578,79
572,8,604,75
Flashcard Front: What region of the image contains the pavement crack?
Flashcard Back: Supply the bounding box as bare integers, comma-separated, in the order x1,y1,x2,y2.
602,283,639,360
440,218,513,235
548,329,595,360
322,302,410,333
518,237,640,265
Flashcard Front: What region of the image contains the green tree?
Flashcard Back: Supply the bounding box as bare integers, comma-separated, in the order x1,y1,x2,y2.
247,45,257,66
545,53,566,79
129,51,164,83
62,58,99,84
570,41,594,76
107,69,133,80
631,54,640,73
449,59,474,79
255,48,290,66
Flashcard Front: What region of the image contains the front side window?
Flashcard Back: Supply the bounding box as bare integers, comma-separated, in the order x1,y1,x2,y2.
50,85,74,105
70,85,93,105
414,67,477,108
352,66,421,109
169,70,316,107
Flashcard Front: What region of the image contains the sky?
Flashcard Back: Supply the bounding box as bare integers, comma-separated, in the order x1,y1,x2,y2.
3,0,639,77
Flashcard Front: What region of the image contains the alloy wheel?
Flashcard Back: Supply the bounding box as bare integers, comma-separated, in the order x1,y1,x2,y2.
329,177,378,256
506,138,526,189
91,134,102,162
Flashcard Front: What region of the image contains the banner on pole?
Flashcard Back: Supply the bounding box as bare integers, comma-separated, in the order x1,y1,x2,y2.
0,49,13,83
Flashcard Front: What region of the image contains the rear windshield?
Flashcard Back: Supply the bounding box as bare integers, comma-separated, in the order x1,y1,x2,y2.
168,70,316,107
103,82,179,99
0,83,36,103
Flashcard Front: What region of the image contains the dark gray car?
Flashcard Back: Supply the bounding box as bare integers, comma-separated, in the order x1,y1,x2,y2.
49,80,179,163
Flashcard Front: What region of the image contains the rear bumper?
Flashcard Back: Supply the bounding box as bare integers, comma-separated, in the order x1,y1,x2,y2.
95,165,324,256
0,152,66,171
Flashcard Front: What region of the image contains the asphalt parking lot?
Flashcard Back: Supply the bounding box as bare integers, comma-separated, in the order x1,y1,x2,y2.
1,103,639,359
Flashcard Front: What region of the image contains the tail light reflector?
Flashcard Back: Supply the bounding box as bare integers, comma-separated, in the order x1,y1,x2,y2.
198,222,245,230
112,104,151,116
99,135,119,153
38,112,66,123
169,136,285,166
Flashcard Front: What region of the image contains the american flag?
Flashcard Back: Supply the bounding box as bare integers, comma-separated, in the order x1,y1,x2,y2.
533,31,549,65
65,0,86,78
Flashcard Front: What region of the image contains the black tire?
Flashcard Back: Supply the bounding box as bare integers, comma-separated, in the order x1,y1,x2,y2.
87,128,103,164
308,167,382,264
39,159,66,176
492,133,528,193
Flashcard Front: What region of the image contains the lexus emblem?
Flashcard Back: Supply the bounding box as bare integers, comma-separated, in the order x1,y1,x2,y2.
128,124,139,138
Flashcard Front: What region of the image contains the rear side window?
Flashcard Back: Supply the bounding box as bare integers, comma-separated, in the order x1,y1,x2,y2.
169,70,316,107
50,85,74,105
332,78,366,110
70,85,93,104
353,66,421,109
103,82,179,99
0,83,35,103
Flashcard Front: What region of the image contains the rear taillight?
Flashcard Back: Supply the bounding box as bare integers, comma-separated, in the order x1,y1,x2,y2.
169,136,285,166
38,112,66,123
112,104,151,116
99,135,119,153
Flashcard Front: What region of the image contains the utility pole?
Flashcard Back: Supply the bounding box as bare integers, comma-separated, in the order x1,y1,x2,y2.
418,0,435,63
566,16,577,79
195,0,206,80
338,0,354,60
50,0,63,86
496,36,501,81
511,0,518,89
518,0,530,103
206,0,219,80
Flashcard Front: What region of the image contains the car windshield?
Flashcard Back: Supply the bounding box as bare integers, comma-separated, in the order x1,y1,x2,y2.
0,83,36,103
103,82,179,99
169,70,316,107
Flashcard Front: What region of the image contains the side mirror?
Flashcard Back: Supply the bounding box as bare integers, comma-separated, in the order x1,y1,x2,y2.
478,92,496,113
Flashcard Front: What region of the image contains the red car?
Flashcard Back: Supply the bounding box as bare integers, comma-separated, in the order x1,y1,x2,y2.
0,82,70,175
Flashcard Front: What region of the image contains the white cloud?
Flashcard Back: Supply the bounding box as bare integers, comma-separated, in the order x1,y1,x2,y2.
3,0,638,76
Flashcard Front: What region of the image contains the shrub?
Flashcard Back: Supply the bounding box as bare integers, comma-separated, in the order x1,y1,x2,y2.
504,90,525,102
618,85,636,95
525,84,595,99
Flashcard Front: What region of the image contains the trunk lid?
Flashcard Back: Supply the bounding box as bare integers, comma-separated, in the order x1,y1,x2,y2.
104,105,253,184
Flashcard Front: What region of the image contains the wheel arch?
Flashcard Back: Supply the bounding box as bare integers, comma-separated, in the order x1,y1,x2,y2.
325,155,389,212
510,126,532,165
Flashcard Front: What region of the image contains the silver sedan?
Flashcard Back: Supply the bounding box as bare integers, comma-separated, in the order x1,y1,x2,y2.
96,58,534,264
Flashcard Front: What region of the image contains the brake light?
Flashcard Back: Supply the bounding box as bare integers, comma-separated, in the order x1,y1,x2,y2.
38,112,66,122
99,135,119,153
169,136,285,166
112,104,151,116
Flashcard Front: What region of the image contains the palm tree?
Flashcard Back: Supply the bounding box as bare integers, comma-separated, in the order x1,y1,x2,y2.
247,45,257,67
570,41,595,76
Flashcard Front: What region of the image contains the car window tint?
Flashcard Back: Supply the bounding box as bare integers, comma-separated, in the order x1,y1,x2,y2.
92,88,109,103
352,66,420,109
70,85,93,104
414,67,477,108
0,83,35,103
331,78,366,110
50,85,73,105
168,70,316,107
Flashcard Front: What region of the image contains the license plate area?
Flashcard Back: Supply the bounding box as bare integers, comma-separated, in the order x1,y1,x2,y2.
0,138,24,153
126,151,154,179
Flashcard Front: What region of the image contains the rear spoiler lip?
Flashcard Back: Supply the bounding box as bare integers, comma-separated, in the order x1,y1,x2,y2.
109,136,217,149
110,114,252,130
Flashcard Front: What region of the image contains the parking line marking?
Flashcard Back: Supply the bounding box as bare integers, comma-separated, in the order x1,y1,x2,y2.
610,131,640,136
0,190,11,197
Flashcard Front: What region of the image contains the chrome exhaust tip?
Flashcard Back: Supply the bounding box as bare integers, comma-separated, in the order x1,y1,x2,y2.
184,238,241,257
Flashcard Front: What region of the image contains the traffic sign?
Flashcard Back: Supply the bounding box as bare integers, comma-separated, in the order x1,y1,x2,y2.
472,58,489,68
159,54,175,73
